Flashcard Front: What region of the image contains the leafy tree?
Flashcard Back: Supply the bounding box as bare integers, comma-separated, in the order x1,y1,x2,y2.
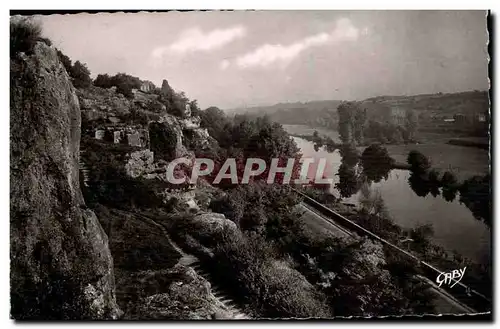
353,106,367,145
441,171,459,202
360,144,395,183
200,106,230,143
70,60,92,88
428,169,441,197
459,174,491,227
337,102,355,145
336,162,361,198
339,144,359,167
408,172,430,197
405,109,419,141
56,49,72,74
407,150,431,174
93,73,113,89
189,100,201,117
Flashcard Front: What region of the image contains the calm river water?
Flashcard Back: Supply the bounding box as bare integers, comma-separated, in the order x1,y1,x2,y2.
293,136,491,265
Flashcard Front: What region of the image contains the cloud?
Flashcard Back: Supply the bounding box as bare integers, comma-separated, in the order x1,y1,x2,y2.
152,25,246,58
220,59,230,70
223,18,361,69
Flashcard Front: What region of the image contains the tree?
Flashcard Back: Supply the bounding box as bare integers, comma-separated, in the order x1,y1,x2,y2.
407,150,431,174
336,163,361,198
405,109,419,141
459,174,491,227
337,102,355,145
56,49,72,74
189,99,201,117
200,106,230,143
337,102,367,146
339,144,359,167
70,60,92,88
353,107,367,145
93,73,113,89
441,171,459,202
428,169,441,197
408,172,430,197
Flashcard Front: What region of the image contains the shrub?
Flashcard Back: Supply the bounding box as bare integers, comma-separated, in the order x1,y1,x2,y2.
407,150,431,174
361,143,395,183
56,49,72,74
93,72,142,98
210,229,331,318
71,60,92,88
10,18,43,57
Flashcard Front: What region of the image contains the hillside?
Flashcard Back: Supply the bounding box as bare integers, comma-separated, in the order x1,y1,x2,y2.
228,90,490,135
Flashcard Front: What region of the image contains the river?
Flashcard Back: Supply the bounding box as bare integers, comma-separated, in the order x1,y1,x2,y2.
292,136,491,265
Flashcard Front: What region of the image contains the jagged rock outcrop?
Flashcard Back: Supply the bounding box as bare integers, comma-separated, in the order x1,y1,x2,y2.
77,86,131,121
149,117,188,161
190,213,238,238
125,150,155,178
160,79,174,100
133,265,241,320
140,80,156,93
10,42,121,319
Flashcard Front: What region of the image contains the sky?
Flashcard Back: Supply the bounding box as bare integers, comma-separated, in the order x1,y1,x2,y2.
38,11,489,110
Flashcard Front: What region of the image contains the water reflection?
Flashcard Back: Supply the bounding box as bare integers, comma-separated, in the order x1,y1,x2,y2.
291,136,490,263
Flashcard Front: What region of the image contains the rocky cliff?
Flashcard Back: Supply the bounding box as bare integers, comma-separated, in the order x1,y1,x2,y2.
10,42,120,319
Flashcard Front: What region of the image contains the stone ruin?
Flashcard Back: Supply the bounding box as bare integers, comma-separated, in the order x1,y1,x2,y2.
95,129,105,140
93,126,149,148
140,80,156,93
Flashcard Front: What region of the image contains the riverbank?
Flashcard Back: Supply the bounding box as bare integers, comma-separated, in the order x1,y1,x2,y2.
382,142,489,182
300,186,491,301
283,125,489,182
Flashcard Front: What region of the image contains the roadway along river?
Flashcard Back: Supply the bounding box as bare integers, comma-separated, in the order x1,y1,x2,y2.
292,136,491,266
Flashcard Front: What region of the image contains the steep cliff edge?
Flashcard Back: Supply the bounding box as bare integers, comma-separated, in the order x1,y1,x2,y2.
10,42,121,319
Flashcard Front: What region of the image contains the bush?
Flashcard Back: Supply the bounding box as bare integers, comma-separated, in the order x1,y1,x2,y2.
93,72,142,98
10,18,43,57
407,150,431,174
361,144,395,183
211,229,331,318
56,49,72,74
71,60,92,88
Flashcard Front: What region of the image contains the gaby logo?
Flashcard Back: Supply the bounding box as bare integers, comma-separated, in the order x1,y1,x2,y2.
436,267,466,288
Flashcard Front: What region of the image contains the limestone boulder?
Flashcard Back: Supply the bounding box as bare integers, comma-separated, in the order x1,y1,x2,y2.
10,41,120,319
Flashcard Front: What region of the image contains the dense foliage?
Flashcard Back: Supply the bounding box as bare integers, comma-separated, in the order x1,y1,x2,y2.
406,151,491,227
94,73,142,98
70,60,92,88
337,101,417,146
10,18,43,57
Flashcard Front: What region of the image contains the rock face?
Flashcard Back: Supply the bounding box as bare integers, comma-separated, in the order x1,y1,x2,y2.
125,150,155,178
140,80,156,93
160,79,174,99
78,86,131,120
10,42,120,319
133,265,239,320
190,213,238,238
149,119,187,161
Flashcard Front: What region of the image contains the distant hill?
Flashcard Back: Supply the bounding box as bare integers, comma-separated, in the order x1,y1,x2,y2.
226,90,489,132
225,100,343,129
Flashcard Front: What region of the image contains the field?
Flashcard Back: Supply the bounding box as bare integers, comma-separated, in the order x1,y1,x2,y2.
283,124,490,182
282,124,340,140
